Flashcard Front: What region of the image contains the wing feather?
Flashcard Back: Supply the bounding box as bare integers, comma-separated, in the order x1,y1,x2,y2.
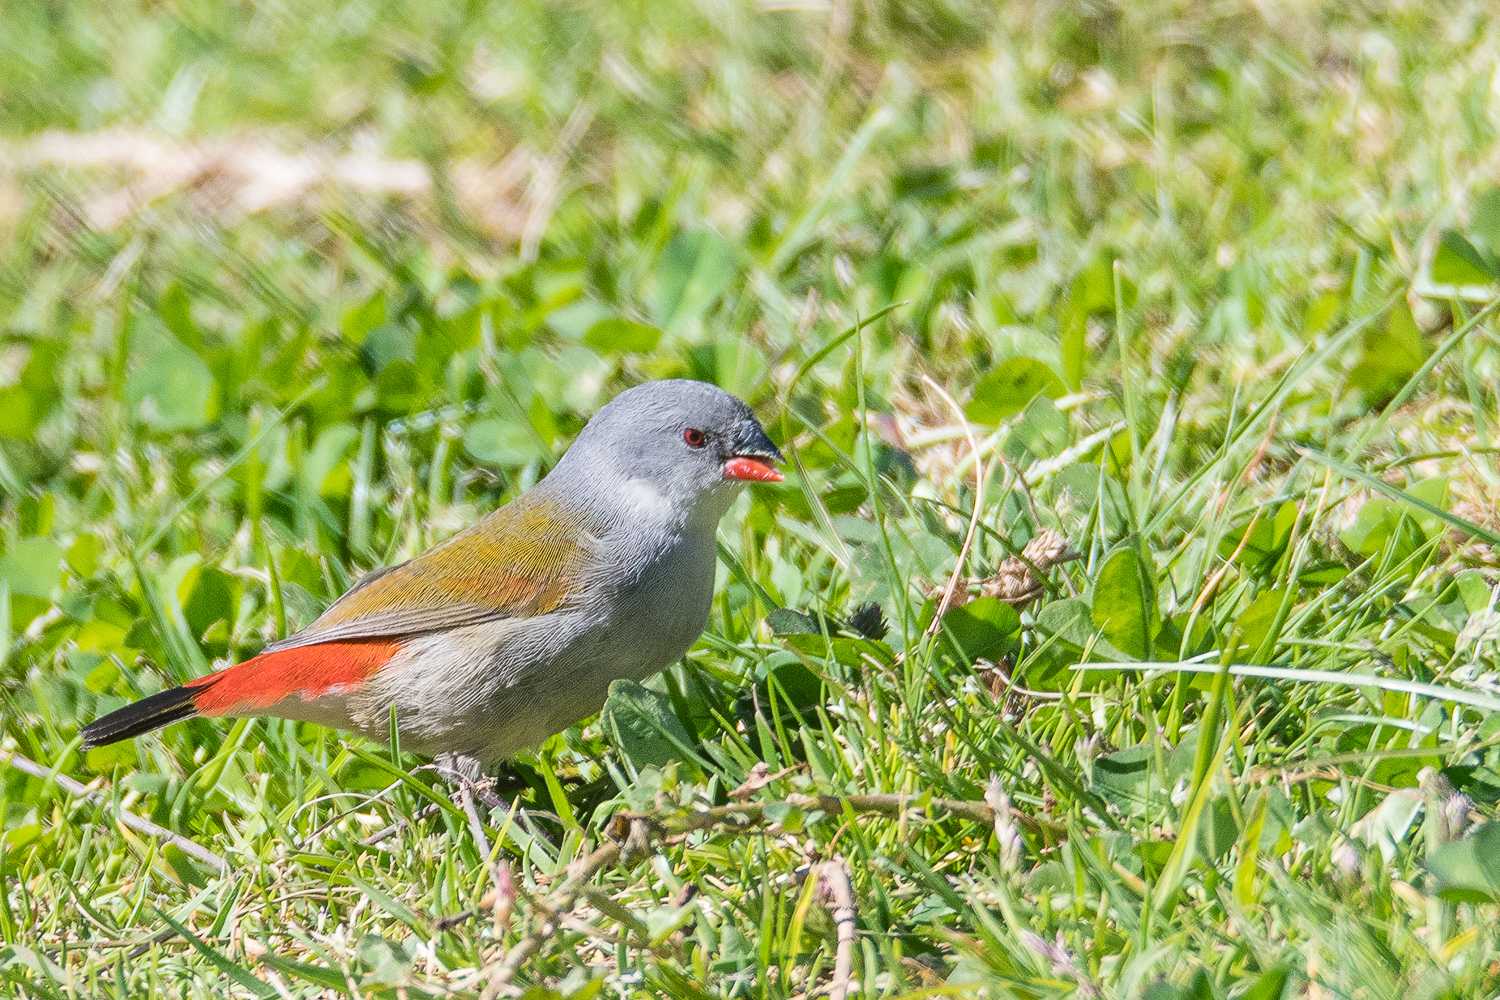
265,493,601,653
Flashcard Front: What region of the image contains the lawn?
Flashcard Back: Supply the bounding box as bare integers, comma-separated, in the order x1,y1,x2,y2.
3,0,1500,996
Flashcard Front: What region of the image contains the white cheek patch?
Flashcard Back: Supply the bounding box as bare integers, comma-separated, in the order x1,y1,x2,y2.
619,478,671,516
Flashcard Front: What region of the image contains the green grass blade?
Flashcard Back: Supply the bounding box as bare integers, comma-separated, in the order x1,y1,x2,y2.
1295,446,1500,546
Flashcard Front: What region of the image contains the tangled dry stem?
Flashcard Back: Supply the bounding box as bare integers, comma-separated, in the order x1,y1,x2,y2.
474,791,1050,995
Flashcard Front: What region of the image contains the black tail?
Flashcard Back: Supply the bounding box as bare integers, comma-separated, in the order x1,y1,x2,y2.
79,685,203,748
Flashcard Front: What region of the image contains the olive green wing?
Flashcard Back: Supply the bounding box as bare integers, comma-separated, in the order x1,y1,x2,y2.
264,494,601,653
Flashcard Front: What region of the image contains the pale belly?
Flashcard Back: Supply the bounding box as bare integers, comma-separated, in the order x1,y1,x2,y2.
334,535,718,764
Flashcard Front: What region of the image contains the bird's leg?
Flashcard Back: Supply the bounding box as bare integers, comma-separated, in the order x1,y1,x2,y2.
434,752,501,861
434,752,503,807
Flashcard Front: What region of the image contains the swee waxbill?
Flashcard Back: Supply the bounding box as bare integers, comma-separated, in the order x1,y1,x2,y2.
80,379,783,767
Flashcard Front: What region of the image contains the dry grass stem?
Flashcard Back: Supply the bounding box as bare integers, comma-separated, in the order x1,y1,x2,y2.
818,858,857,1000
920,376,986,634
1,751,226,871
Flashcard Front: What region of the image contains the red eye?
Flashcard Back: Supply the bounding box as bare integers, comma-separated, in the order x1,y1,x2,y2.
683,427,706,448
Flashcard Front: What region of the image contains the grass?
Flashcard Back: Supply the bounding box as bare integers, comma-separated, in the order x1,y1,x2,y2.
3,0,1500,996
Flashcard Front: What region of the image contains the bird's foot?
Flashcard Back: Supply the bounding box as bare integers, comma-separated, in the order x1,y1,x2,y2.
434,753,505,860
433,753,504,809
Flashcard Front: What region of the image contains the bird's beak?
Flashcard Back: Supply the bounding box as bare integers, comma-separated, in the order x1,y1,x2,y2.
723,418,785,483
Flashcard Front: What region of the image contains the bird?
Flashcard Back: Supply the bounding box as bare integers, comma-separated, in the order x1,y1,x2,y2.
80,379,784,773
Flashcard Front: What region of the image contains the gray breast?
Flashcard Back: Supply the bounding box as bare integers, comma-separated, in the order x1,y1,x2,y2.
596,521,719,676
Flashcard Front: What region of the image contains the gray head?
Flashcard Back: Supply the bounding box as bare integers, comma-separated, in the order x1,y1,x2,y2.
546,380,783,517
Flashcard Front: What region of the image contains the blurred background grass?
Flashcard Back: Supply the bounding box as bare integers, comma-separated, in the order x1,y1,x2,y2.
4,0,1500,997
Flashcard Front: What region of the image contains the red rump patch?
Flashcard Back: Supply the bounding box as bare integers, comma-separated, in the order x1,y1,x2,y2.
187,640,400,716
